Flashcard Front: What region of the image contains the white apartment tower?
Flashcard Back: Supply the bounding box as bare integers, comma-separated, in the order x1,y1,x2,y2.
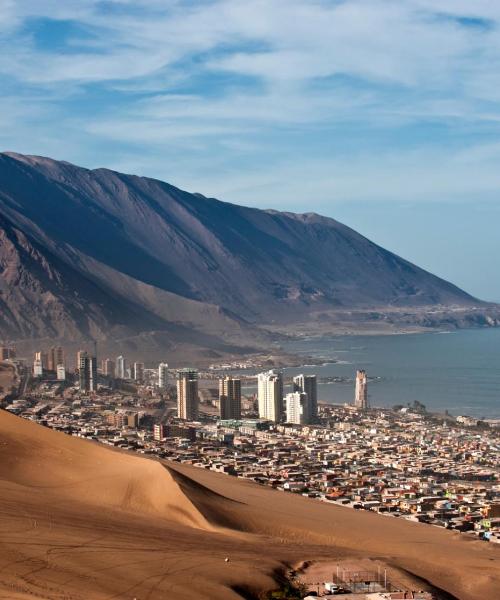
33,359,43,377
115,355,127,379
102,358,115,377
177,369,199,420
219,376,242,420
133,362,144,383
158,363,169,390
257,370,283,423
56,364,66,381
293,374,318,422
285,391,309,425
354,369,368,409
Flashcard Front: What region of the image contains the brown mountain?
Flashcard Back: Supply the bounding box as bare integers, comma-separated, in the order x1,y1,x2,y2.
0,151,497,359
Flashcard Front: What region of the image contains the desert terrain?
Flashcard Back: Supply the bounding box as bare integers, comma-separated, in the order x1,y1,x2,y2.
0,409,498,600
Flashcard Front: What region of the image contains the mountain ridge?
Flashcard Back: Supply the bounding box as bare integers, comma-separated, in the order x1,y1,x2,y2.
0,151,497,359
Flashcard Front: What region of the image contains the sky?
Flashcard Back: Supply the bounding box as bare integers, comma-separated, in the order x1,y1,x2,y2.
1,0,500,300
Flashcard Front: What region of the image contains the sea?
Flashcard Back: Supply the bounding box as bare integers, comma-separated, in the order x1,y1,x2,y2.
254,328,500,419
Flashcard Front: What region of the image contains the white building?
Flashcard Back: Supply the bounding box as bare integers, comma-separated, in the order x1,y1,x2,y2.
56,364,66,381
293,374,318,422
285,391,309,425
133,362,144,383
33,359,43,377
115,355,127,379
257,370,283,423
158,362,169,390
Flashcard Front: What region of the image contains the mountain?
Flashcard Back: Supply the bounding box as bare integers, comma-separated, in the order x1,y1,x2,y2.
1,409,498,600
0,151,497,359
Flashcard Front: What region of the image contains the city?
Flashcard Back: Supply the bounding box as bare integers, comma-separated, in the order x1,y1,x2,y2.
1,344,499,551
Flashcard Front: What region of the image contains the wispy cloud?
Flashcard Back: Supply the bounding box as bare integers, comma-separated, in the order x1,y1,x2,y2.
2,0,500,209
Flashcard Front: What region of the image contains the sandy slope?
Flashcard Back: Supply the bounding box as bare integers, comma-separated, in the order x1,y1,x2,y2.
0,410,498,600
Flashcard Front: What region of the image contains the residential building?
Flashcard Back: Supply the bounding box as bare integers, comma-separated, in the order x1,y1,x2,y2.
33,359,43,377
177,368,199,420
102,358,115,377
56,365,66,381
293,374,318,421
79,353,97,392
133,362,144,383
115,355,127,379
153,423,167,441
257,370,283,422
219,376,242,419
35,351,48,370
285,391,309,425
354,369,368,410
75,350,86,372
0,347,15,360
48,346,64,372
158,362,169,390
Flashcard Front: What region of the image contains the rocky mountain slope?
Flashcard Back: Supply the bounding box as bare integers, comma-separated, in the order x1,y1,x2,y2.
0,151,496,357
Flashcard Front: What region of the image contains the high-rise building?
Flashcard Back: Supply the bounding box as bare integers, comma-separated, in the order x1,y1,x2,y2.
257,370,283,423
115,355,127,379
0,347,15,360
293,374,318,422
354,369,368,409
218,376,242,419
177,369,198,420
158,363,169,390
48,346,64,371
75,350,86,372
35,351,48,370
102,358,115,377
56,364,66,381
79,353,98,392
133,362,144,383
33,359,43,377
285,391,309,425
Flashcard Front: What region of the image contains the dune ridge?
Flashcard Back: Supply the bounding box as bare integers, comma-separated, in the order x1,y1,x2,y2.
0,409,498,600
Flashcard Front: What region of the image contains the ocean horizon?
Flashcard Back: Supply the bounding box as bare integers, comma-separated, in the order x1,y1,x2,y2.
277,327,500,419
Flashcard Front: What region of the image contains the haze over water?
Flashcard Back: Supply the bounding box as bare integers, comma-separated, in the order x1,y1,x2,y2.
281,328,500,419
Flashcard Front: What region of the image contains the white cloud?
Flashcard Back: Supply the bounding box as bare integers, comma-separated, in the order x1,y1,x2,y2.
2,0,500,211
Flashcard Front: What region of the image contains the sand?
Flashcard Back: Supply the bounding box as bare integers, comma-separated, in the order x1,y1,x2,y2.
0,410,498,600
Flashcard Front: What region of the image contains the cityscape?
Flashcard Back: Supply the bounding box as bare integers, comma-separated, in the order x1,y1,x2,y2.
1,3,500,597
1,343,498,555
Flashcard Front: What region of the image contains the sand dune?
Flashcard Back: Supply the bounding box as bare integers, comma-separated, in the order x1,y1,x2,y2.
0,410,498,600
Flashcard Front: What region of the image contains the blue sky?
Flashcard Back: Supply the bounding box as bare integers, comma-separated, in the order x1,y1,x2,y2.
1,0,500,300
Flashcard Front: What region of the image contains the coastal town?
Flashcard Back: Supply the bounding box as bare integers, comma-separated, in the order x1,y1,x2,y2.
1,344,499,556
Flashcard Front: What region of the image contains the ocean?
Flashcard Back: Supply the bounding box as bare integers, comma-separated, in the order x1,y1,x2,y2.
277,328,500,418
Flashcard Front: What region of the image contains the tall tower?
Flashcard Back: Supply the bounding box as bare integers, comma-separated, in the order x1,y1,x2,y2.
354,369,368,409
79,353,97,392
115,356,126,379
285,391,309,425
293,374,318,422
257,370,283,423
158,363,169,390
48,346,64,371
177,369,198,420
35,351,48,370
102,358,115,377
133,362,144,383
219,376,242,420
